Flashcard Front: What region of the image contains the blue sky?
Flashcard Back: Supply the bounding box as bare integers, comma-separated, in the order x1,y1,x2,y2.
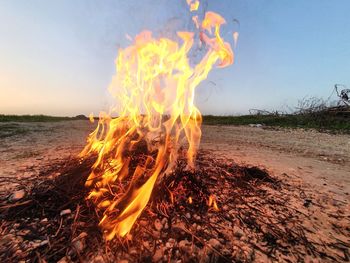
0,0,349,116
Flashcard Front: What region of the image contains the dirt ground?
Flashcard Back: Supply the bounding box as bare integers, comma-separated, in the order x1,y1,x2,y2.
201,125,350,202
0,121,349,262
1,121,349,199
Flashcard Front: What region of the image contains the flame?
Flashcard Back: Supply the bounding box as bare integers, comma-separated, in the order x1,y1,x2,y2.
208,194,219,211
80,1,234,240
89,113,95,123
188,196,193,204
186,0,200,11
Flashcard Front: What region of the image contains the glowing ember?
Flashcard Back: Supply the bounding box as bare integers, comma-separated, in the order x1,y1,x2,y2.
80,0,234,240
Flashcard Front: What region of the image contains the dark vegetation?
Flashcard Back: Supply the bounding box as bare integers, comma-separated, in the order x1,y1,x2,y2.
203,98,350,133
1,98,349,133
0,114,87,122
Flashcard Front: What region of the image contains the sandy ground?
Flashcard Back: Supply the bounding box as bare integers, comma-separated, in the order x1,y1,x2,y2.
201,125,350,202
0,121,350,205
1,121,349,200
1,121,349,261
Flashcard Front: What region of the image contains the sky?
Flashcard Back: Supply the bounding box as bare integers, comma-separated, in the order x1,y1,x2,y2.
0,0,349,116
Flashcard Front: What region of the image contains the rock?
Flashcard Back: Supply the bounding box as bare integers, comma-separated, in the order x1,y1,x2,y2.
233,226,244,239
178,240,190,251
139,220,148,226
161,217,167,226
153,230,161,239
9,190,26,202
165,238,175,249
154,219,163,231
194,214,201,220
72,240,84,252
208,238,221,249
71,232,87,253
153,247,164,262
60,209,71,216
143,241,150,250
185,212,191,219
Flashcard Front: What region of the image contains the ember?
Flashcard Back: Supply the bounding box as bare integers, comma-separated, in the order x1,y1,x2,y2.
79,0,234,239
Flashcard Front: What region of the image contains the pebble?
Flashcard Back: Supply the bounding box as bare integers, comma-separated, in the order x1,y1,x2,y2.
178,239,190,251
161,217,167,226
208,238,221,249
194,214,201,220
233,226,244,238
72,240,85,252
154,219,163,231
143,241,150,250
185,212,191,219
153,247,164,262
139,220,148,226
9,190,26,202
60,209,71,216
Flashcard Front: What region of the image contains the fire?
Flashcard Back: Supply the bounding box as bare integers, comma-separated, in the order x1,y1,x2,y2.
80,1,234,240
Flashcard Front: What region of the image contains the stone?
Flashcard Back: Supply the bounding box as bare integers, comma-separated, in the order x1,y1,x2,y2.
154,219,163,231
161,217,167,226
208,238,221,249
178,240,190,251
153,247,164,262
139,220,148,226
72,240,84,252
233,226,244,238
9,190,26,202
93,255,106,263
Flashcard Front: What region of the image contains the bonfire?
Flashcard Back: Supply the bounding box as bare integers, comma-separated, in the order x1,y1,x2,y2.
79,0,234,240
1,1,349,263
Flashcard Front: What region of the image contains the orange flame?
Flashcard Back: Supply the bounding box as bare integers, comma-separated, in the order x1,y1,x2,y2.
188,196,193,204
80,1,234,240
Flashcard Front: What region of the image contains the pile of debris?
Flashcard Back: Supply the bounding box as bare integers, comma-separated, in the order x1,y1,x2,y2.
1,151,349,262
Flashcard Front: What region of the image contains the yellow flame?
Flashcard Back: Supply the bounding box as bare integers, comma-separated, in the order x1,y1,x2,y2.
188,196,193,204
80,1,234,240
89,113,95,123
